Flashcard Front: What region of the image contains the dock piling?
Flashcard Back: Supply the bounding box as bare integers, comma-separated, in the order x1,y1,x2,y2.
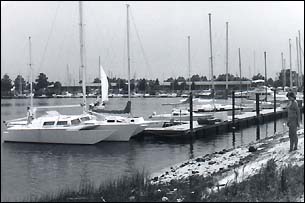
232,91,235,130
273,89,276,133
189,92,193,138
256,93,260,140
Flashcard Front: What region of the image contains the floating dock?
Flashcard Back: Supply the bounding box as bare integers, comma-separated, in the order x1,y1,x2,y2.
135,106,304,140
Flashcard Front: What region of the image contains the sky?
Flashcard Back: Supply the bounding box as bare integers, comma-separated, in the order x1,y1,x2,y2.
1,1,304,85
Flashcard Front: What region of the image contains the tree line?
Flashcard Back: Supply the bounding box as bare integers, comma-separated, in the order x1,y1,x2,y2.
0,71,300,97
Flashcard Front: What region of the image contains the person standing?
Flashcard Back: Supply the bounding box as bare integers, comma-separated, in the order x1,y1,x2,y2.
286,91,300,152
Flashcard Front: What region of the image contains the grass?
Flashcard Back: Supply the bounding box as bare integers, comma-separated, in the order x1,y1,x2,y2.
24,159,304,202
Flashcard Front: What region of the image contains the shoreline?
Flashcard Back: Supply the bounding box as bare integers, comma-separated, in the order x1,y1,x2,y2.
150,128,304,190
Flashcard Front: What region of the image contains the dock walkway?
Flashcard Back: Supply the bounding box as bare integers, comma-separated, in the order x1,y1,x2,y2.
137,106,304,140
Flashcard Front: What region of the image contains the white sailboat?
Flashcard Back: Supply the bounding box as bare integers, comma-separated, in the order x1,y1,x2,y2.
89,64,109,111
3,2,143,144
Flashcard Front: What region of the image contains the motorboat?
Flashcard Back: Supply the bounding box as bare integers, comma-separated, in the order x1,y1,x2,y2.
149,108,213,122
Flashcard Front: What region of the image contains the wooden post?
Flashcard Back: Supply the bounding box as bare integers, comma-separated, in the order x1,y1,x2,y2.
256,93,260,140
232,90,236,147
273,89,276,133
232,91,235,130
264,51,267,102
189,92,193,138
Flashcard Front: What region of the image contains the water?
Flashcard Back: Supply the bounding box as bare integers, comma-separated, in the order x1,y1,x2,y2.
1,97,292,201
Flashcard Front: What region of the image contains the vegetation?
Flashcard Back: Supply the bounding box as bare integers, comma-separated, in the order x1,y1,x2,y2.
1,69,303,97
25,159,303,202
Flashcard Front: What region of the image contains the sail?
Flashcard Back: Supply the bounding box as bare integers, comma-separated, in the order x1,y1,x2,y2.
100,65,109,103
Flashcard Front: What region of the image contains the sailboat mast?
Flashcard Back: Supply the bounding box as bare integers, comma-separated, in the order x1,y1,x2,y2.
281,52,284,89
298,30,303,90
238,48,242,98
126,4,131,103
264,51,267,101
296,37,300,89
283,58,287,90
225,22,229,91
208,13,214,98
188,36,191,91
253,51,256,77
289,38,292,89
99,56,102,96
79,1,86,113
19,74,22,95
29,36,33,108
208,13,215,109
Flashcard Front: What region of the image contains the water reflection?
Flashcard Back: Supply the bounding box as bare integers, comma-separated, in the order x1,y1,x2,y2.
1,98,302,201
256,125,260,140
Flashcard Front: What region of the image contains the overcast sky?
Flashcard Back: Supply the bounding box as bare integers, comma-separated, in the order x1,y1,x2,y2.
1,1,304,84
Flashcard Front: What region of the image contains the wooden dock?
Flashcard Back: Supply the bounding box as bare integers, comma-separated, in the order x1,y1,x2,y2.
135,106,304,140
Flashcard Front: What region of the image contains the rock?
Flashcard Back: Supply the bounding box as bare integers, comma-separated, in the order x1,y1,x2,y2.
162,196,169,202
171,169,175,172
229,153,235,157
208,161,216,165
219,167,224,171
195,157,205,162
248,146,257,152
153,176,158,181
198,163,201,166
165,171,169,175
218,151,225,154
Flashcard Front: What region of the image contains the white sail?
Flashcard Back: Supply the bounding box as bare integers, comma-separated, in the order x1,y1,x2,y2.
100,65,109,103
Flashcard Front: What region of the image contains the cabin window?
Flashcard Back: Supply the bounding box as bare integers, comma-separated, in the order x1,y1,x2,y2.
80,116,90,122
173,113,179,116
43,121,55,126
107,120,115,123
71,119,81,125
56,121,68,126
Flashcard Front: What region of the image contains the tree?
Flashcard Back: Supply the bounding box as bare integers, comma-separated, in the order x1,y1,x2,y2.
267,78,274,87
1,74,13,96
176,76,185,82
53,81,62,94
137,79,146,92
35,73,49,91
201,76,208,81
191,74,201,81
252,73,265,81
93,78,101,83
14,75,26,95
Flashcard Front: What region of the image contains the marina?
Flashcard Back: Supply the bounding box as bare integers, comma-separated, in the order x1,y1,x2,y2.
1,1,304,202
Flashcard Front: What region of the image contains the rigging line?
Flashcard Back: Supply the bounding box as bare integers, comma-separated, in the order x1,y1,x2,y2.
129,8,153,79
38,2,60,73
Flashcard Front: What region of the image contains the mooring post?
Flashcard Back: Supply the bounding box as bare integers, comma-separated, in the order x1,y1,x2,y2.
256,93,260,140
189,92,193,138
273,89,276,133
232,91,235,130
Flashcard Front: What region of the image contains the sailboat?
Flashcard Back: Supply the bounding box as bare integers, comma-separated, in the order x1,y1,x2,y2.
88,4,164,131
89,64,109,111
3,2,144,144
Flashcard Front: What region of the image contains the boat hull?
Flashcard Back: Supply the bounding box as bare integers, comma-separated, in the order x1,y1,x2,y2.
3,127,115,144
95,123,143,141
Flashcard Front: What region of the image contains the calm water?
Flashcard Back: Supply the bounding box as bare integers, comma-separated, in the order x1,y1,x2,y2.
1,97,291,201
